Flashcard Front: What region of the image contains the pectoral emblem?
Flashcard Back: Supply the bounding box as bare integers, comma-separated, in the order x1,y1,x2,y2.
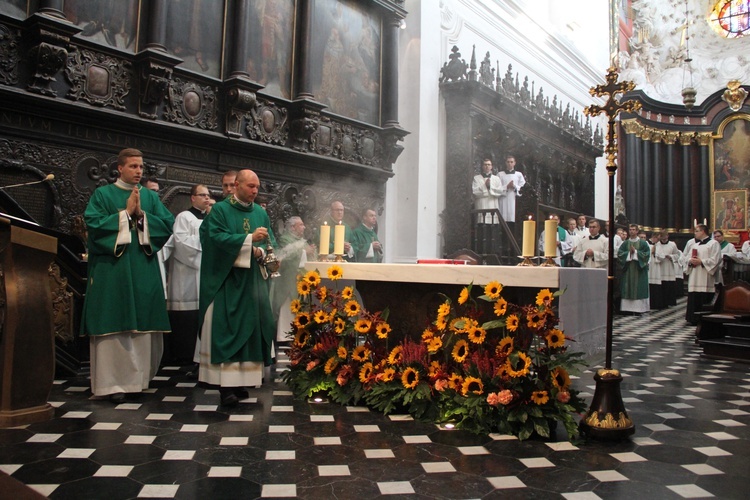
243,218,251,234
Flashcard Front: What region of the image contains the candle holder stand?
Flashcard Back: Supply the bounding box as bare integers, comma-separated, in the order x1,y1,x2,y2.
333,254,345,262
516,256,536,267
540,256,558,267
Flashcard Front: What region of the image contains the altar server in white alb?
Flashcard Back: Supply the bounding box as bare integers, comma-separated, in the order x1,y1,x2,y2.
681,224,722,325
655,230,680,307
497,154,525,233
573,219,608,269
165,184,213,365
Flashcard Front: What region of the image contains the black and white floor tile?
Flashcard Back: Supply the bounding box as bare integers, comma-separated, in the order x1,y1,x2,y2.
1,298,748,499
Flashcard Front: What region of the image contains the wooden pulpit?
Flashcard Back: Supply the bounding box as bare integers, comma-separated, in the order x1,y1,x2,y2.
0,216,57,427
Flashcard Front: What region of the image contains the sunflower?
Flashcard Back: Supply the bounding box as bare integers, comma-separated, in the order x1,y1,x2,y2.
382,367,396,382
496,336,514,357
290,299,301,314
531,390,549,405
467,326,487,344
421,328,434,341
304,270,321,287
495,364,509,378
354,318,372,333
401,367,419,389
313,310,329,324
536,288,554,306
334,317,346,334
458,287,469,305
427,336,443,353
294,312,311,329
448,373,464,390
551,367,571,389
437,302,451,319
296,280,311,296
344,300,361,317
506,352,531,377
506,314,520,332
375,322,391,339
435,315,448,331
527,312,545,329
452,339,469,363
359,362,374,383
461,376,484,396
493,297,508,316
428,360,442,378
546,329,565,348
294,329,310,347
351,345,370,362
337,346,348,360
448,317,463,332
341,286,354,299
316,286,328,302
484,281,503,299
327,265,343,280
387,346,403,365
324,356,339,374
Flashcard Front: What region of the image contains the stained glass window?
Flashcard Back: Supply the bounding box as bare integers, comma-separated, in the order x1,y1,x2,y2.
709,0,750,38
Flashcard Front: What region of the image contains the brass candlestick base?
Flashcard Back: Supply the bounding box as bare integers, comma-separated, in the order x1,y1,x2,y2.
540,256,558,267
579,369,635,441
517,256,536,267
333,254,345,262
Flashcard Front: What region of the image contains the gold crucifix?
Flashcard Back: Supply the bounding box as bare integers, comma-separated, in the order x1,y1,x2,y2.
584,67,641,175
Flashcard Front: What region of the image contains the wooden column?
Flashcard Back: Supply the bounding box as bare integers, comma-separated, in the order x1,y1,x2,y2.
679,133,694,230
294,0,314,100
145,0,168,51
697,132,712,225
663,131,679,230
651,132,663,228
640,129,652,226
382,15,401,128
229,0,252,78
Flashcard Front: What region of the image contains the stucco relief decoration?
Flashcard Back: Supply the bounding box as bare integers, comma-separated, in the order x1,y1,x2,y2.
165,79,218,130
65,48,132,110
619,0,750,106
247,99,288,145
0,23,20,85
722,79,748,110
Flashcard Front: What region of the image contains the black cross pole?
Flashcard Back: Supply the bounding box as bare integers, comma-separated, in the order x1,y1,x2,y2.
579,67,640,440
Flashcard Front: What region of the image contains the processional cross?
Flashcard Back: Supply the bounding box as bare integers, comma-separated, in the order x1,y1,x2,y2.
579,67,641,440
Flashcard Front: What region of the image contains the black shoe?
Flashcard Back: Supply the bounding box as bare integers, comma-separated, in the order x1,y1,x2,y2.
219,388,239,406
234,388,249,400
110,393,126,404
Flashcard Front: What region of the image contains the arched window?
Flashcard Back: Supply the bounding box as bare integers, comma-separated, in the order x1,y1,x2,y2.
709,0,750,38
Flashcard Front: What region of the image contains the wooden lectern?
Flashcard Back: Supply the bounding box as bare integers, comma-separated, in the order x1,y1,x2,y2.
0,216,57,427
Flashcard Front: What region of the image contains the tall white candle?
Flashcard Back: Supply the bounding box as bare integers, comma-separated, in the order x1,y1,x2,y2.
319,222,330,255
522,218,535,257
544,218,557,257
333,222,345,255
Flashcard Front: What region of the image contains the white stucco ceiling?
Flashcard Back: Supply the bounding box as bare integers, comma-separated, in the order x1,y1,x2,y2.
619,0,750,105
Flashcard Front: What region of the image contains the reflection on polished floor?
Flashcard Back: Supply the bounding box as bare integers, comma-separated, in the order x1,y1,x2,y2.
0,298,748,499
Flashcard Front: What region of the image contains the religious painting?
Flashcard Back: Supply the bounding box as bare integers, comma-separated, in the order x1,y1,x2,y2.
246,0,295,99
310,0,381,125
713,116,750,190
63,0,139,52
0,0,27,18
165,0,225,79
714,189,747,232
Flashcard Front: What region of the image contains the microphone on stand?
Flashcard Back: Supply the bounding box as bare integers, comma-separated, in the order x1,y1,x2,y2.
0,174,55,190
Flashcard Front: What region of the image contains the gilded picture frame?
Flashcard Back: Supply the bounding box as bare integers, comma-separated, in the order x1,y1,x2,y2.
711,115,750,231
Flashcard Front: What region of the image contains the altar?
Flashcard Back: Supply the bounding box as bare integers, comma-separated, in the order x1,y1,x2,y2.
304,262,606,365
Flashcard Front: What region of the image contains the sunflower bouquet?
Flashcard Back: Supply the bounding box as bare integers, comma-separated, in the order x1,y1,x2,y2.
282,268,588,441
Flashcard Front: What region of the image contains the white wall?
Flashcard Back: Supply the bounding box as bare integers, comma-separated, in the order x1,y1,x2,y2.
386,0,611,262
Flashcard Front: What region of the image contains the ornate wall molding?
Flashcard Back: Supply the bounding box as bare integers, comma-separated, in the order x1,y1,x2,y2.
0,23,20,85
165,78,218,130
65,48,132,110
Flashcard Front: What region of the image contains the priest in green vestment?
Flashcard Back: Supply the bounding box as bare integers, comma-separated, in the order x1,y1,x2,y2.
198,169,277,406
81,148,174,403
351,207,383,263
617,224,650,314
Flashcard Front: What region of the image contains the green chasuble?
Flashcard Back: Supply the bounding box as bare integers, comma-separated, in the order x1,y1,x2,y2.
199,197,277,365
351,223,383,263
81,182,174,336
617,238,650,300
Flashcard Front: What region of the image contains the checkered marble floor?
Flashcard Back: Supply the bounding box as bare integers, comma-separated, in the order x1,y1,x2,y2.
1,298,748,499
